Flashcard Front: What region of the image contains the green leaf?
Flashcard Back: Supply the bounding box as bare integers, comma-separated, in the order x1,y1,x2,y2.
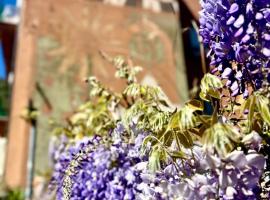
122,100,146,129
167,112,180,130
175,130,193,148
200,73,223,101
149,111,169,132
170,150,186,159
201,123,240,157
201,73,223,90
207,88,221,99
248,95,255,131
148,147,166,172
186,99,204,111
256,94,270,125
123,83,141,97
141,135,153,151
70,113,88,124
113,55,125,69
178,106,198,130
199,91,210,102
148,148,161,172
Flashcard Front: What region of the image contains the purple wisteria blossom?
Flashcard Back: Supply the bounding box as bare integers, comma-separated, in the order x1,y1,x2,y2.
49,124,151,200
200,0,270,97
50,137,145,199
155,145,265,200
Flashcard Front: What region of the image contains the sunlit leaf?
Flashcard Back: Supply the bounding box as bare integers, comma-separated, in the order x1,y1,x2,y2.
148,149,161,172
167,112,180,130
170,150,186,159
256,94,270,125
123,83,141,97
200,73,223,101
208,88,221,99
175,130,193,148
201,123,240,157
186,99,204,111
199,91,210,102
148,147,166,172
113,56,125,68
142,135,153,150
167,106,197,131
178,106,198,130
70,113,88,124
248,95,255,130
149,111,169,132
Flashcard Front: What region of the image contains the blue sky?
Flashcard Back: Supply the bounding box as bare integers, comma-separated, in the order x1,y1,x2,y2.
0,0,16,5
0,0,17,79
0,42,6,79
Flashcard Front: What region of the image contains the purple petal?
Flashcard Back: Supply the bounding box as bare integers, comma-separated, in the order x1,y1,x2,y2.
211,67,218,73
234,15,244,28
230,81,238,91
231,88,239,96
246,3,253,14
263,8,270,22
222,68,232,78
205,154,221,169
226,80,232,86
255,12,264,20
192,174,208,185
199,185,216,196
243,89,249,98
227,170,238,186
241,34,250,43
262,48,270,57
264,34,270,41
219,169,228,189
242,131,262,149
226,16,236,25
246,154,265,170
218,64,223,71
226,150,247,168
229,3,239,14
246,23,254,34
235,71,243,80
234,27,244,37
226,186,237,199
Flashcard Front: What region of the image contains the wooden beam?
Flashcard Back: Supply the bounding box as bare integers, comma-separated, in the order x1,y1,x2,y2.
4,0,35,187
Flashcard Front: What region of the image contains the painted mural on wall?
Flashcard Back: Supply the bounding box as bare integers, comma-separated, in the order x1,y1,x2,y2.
33,37,91,173
27,0,188,173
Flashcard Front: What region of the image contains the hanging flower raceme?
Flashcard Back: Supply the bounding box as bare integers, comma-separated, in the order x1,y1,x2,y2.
199,0,270,97
49,127,149,200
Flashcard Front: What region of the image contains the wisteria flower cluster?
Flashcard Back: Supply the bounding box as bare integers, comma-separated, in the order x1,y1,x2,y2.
153,141,265,200
49,124,151,200
200,0,270,97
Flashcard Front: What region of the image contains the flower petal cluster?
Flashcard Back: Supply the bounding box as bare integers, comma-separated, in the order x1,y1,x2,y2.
50,130,147,200
154,146,265,200
200,0,270,96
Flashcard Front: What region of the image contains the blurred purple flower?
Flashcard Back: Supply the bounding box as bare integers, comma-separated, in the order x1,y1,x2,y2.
49,132,147,199
200,0,270,96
